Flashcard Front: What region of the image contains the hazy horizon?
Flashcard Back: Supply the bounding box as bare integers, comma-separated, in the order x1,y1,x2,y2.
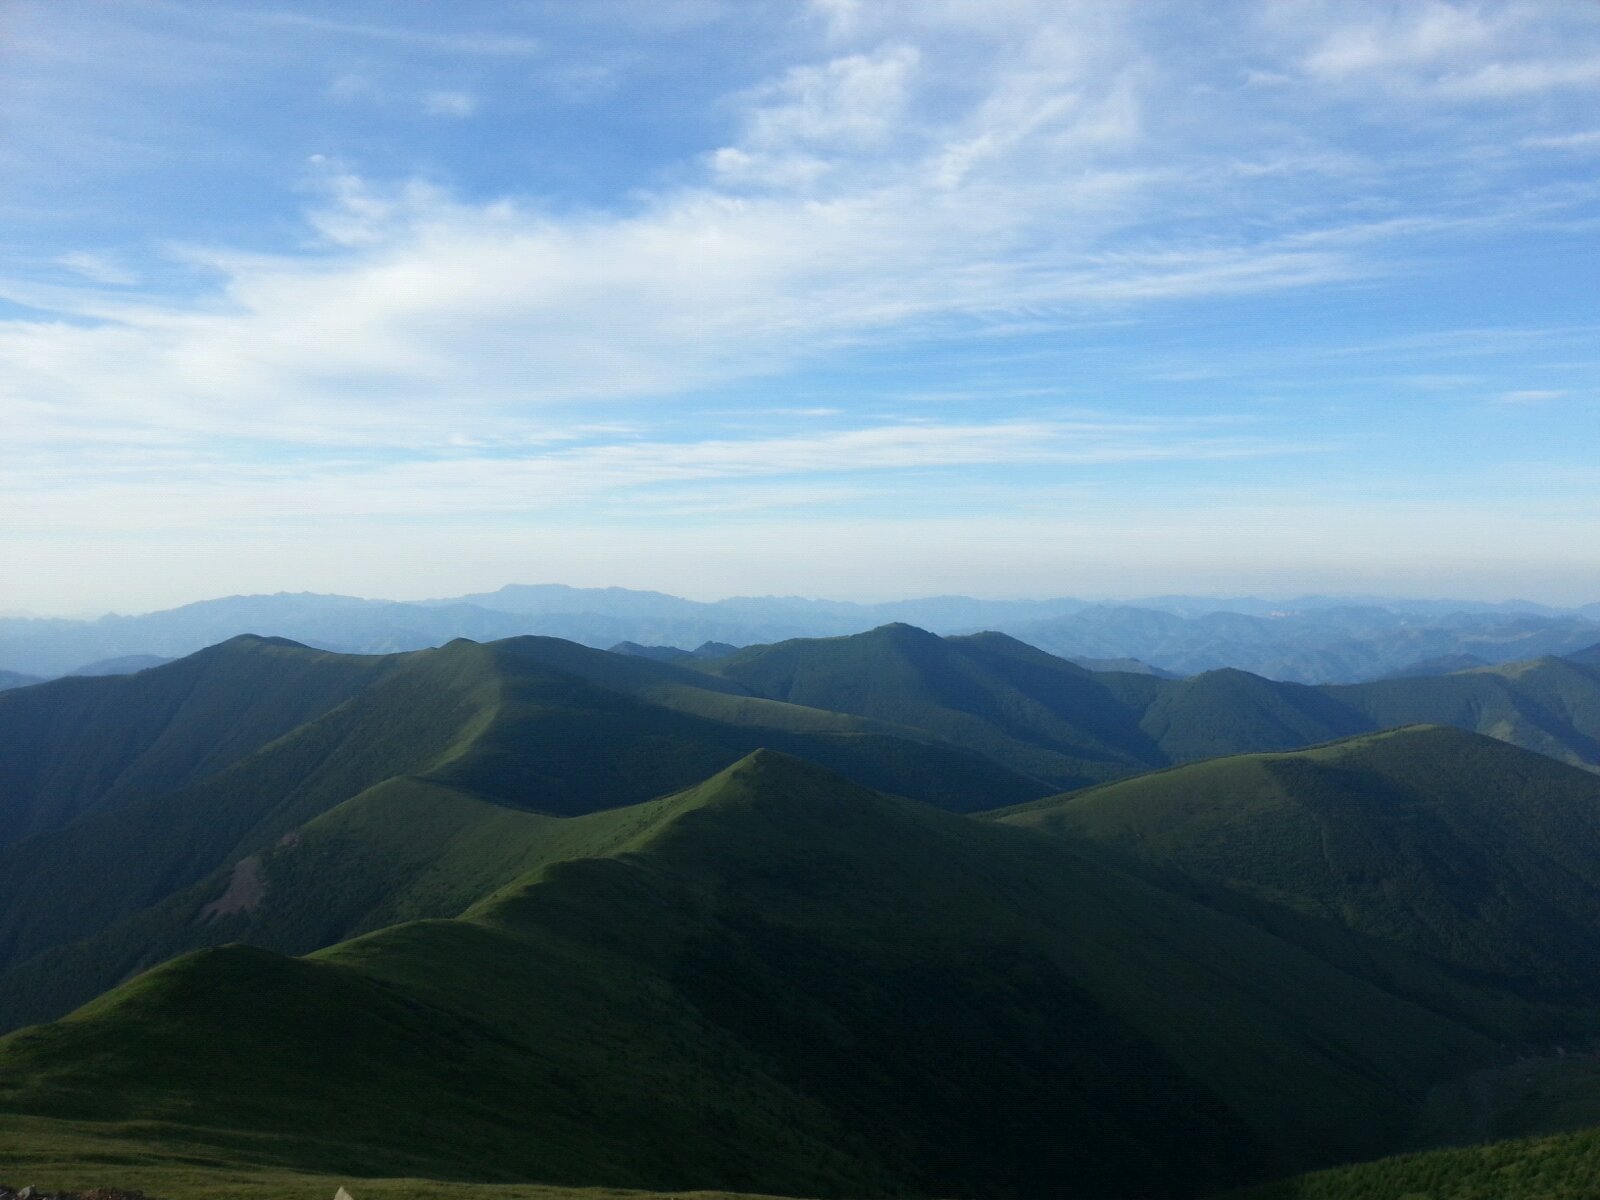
5,2,1598,614
6,579,1598,623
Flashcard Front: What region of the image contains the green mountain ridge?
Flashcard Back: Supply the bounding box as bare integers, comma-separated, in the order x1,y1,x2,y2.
995,726,1600,1034
703,626,1600,778
7,626,1600,1035
0,635,400,848
7,629,1600,1198
0,751,1495,1200
0,634,1045,1031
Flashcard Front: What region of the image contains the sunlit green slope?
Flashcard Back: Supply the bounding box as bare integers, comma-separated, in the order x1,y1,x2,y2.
1222,1123,1600,1200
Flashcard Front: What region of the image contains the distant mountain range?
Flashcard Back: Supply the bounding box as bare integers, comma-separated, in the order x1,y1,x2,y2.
2,583,1598,682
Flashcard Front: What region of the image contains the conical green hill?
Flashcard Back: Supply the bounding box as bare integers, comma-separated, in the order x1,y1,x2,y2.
700,624,1169,787
1134,668,1370,763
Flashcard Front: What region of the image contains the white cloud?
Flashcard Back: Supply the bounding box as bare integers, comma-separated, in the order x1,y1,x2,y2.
1494,388,1569,405
55,251,137,286
5,0,1600,614
1302,3,1494,79
1,17,1374,458
424,90,479,117
1292,0,1600,100
9,2,1446,461
247,11,542,58
1524,129,1600,150
710,44,921,189
3,414,1304,532
1440,57,1600,99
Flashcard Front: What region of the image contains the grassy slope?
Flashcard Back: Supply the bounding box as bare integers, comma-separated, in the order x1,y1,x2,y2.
425,636,1046,816
0,637,1046,1031
0,752,1491,1200
1136,669,1371,762
700,624,1167,788
6,629,1596,997
702,626,1600,783
0,772,789,1032
995,726,1600,1034
1328,658,1600,771
0,636,397,847
0,640,508,975
0,1124,789,1200
1222,1124,1600,1200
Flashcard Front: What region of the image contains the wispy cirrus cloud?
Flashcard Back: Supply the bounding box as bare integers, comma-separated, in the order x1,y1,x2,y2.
242,10,543,57
6,414,1306,528
1289,0,1600,99
54,251,138,286
0,2,1433,457
4,1,1600,610
1494,388,1570,406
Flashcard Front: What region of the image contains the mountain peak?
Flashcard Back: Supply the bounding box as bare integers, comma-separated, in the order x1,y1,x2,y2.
214,633,314,651
868,620,939,640
701,745,868,799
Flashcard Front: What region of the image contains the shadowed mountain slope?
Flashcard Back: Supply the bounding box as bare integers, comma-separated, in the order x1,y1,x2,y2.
7,625,1600,1032
0,635,1045,1030
1132,668,1371,762
0,752,1491,1200
0,635,398,848
996,726,1600,1019
65,653,173,676
701,624,1168,788
705,626,1600,779
1329,657,1600,771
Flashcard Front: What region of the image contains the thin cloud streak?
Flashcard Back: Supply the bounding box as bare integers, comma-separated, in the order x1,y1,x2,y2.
6,417,1313,533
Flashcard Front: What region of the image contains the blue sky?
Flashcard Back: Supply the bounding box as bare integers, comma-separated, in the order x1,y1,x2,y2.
3,0,1598,614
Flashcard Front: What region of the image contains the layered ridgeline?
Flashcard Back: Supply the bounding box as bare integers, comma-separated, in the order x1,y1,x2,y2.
697,624,1600,781
0,633,1043,1031
994,726,1600,1038
6,625,1600,1033
0,752,1494,1200
6,639,1600,1198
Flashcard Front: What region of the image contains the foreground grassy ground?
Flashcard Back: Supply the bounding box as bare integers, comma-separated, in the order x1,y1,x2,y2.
1226,1124,1600,1200
0,1118,789,1200
17,1117,1600,1200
